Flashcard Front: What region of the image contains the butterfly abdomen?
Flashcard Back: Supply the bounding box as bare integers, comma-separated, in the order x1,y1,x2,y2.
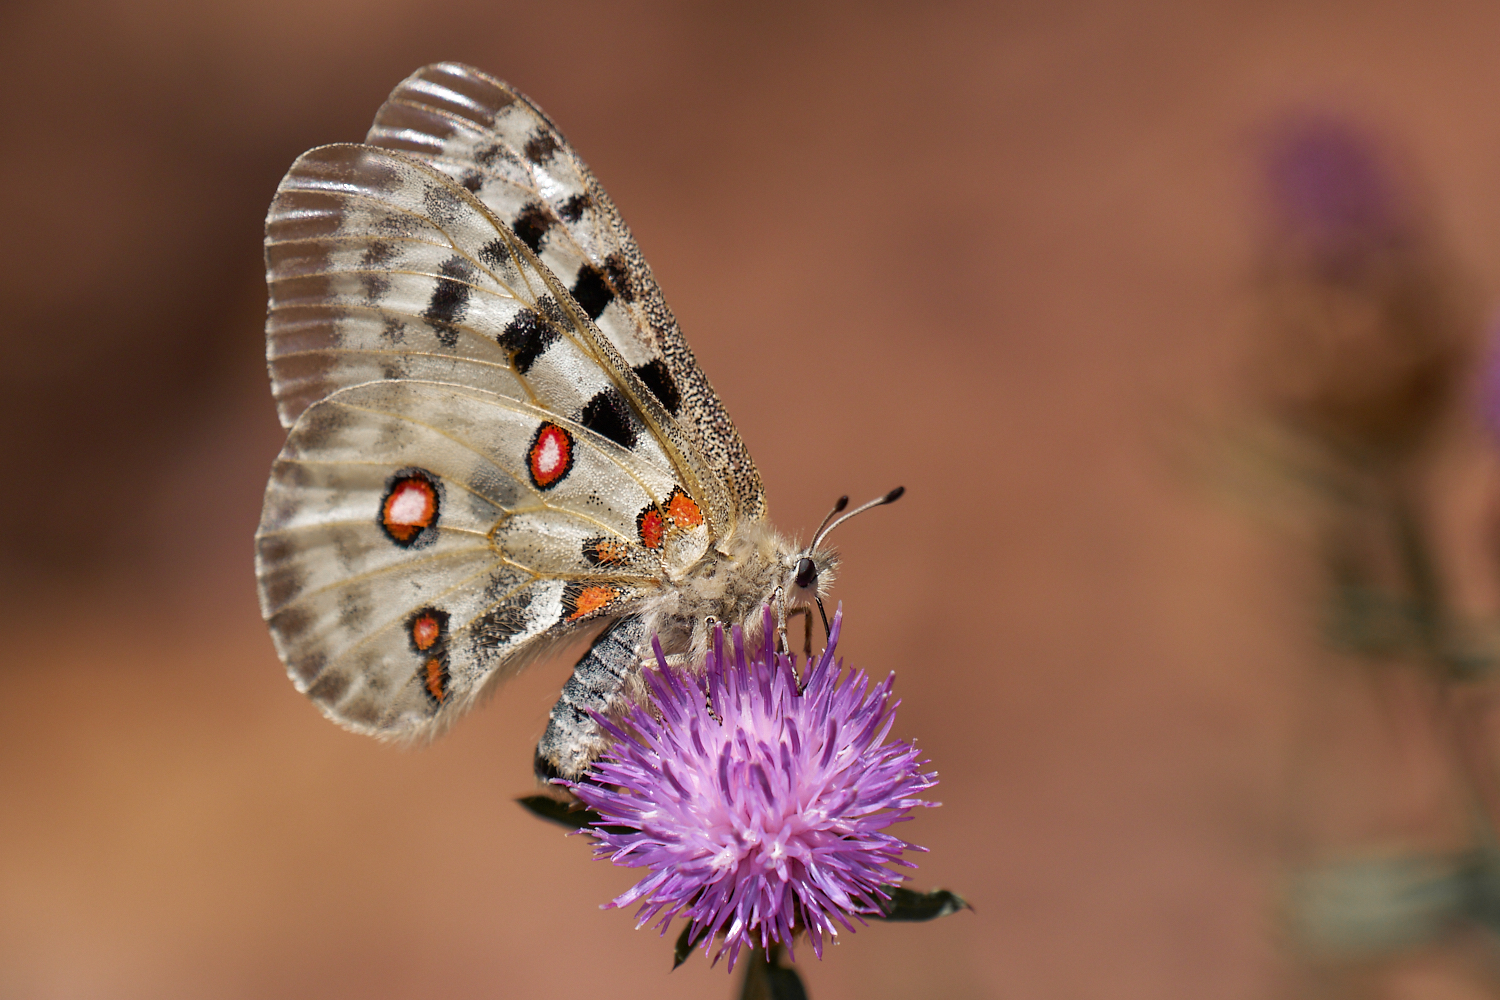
535,616,650,779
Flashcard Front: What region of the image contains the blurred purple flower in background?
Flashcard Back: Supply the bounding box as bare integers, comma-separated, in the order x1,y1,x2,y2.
1235,111,1499,986
568,608,938,971
1250,110,1467,459
1263,112,1409,261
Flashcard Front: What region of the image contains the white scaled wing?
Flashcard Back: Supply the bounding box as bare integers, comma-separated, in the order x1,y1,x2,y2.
362,63,765,524
256,144,712,738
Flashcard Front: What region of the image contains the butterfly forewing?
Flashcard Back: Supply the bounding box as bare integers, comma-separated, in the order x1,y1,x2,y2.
271,144,635,448
362,62,767,523
364,68,631,350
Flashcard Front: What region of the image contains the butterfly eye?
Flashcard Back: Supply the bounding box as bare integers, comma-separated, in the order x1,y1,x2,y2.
794,557,818,590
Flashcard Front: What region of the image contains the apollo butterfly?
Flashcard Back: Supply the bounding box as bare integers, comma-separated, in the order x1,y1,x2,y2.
254,63,900,777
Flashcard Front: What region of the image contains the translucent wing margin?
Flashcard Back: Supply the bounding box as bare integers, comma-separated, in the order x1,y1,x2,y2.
362,62,766,523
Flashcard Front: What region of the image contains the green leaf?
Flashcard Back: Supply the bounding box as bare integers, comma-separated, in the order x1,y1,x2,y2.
874,887,971,922
672,922,709,970
516,794,600,830
1288,852,1468,955
516,794,635,836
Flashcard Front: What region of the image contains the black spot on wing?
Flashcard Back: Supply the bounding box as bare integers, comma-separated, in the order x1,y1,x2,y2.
604,252,634,303
511,203,553,254
473,600,533,651
524,131,561,164
478,238,510,270
424,256,475,343
498,310,558,375
361,273,390,305
373,213,418,240
423,185,463,225
559,193,591,223
570,264,614,321
380,316,406,344
475,143,513,168
536,294,567,326
461,171,483,193
632,359,681,416
580,387,637,449
362,241,396,268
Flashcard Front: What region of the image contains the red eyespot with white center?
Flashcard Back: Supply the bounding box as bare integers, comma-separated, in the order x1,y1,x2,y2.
527,422,574,490
410,611,445,651
379,470,441,548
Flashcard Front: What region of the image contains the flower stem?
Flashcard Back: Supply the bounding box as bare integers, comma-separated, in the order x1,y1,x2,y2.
738,945,808,1000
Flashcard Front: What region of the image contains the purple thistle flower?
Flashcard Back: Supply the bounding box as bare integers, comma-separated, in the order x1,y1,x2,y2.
567,606,938,971
1263,112,1407,255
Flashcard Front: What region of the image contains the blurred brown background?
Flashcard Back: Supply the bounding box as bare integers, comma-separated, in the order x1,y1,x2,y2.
8,1,1500,997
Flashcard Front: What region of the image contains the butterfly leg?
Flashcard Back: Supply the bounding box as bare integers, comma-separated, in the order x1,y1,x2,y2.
785,607,813,659
699,615,723,721
772,586,789,654
534,616,650,781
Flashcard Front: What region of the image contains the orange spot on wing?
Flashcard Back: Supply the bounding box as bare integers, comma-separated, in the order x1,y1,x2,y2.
593,539,628,565
666,488,703,529
637,507,665,549
423,658,448,703
567,584,620,621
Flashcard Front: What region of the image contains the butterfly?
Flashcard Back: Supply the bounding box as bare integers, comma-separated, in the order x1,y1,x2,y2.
255,63,900,778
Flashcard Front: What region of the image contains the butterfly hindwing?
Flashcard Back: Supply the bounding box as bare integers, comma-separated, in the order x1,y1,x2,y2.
362,62,767,523
256,378,704,737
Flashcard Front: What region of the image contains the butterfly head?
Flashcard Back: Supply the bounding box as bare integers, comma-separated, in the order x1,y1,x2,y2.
785,548,838,618
786,487,905,632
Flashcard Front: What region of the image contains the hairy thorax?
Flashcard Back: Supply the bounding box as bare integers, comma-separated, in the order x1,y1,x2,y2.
637,517,837,662
536,516,845,778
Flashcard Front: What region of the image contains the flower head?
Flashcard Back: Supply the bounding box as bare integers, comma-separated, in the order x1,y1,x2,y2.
1248,112,1470,459
568,607,938,970
1264,113,1406,256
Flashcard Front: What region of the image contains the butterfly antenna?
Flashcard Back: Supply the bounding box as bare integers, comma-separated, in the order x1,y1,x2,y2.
810,486,904,551
812,495,849,545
